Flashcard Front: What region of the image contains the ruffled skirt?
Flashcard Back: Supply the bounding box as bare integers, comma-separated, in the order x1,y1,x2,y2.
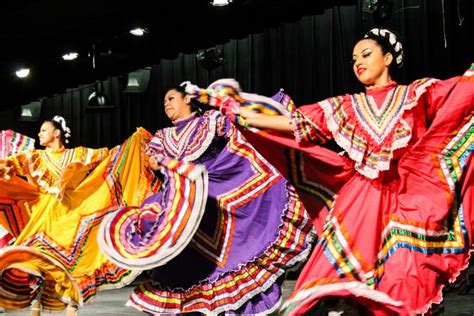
281,66,474,315
99,130,316,314
0,128,154,312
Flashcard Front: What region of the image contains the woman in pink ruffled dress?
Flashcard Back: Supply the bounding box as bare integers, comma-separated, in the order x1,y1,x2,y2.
235,28,474,315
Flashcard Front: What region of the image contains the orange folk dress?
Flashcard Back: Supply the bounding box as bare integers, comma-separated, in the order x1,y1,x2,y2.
0,128,154,312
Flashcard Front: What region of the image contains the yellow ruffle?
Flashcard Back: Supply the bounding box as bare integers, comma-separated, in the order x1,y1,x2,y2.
0,128,154,311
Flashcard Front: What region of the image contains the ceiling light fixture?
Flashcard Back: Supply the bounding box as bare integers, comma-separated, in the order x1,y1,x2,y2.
123,68,152,93
196,47,224,70
130,28,146,36
211,0,231,6
17,100,42,122
15,68,30,78
87,81,111,108
62,52,79,61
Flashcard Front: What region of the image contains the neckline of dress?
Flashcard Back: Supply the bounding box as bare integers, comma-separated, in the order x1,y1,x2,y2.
45,146,66,153
365,81,397,95
172,112,197,127
360,84,399,116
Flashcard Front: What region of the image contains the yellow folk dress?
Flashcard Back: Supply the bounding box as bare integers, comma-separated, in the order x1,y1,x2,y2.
0,128,154,311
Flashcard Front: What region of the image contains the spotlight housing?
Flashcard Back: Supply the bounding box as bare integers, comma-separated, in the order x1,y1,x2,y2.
87,81,111,108
123,68,151,93
16,100,42,122
196,47,224,70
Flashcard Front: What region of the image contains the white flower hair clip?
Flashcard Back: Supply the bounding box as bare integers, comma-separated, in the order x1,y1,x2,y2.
52,115,71,144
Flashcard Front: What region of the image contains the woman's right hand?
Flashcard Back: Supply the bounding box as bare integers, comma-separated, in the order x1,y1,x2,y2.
232,107,261,129
233,107,259,120
148,156,161,171
0,160,13,180
232,107,293,132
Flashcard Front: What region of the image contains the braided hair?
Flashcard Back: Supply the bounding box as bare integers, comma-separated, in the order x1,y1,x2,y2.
364,28,404,76
46,115,71,145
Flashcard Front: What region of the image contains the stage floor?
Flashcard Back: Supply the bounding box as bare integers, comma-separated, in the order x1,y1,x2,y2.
1,279,473,315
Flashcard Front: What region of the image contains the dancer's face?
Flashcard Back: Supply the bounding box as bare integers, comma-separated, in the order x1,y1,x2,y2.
352,39,393,87
163,89,192,122
38,121,60,147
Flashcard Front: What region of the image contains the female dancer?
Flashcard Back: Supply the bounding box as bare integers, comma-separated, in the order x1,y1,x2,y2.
98,85,316,314
0,116,155,315
230,28,473,314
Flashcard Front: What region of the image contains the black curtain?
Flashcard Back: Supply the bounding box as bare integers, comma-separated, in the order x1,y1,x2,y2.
2,0,472,148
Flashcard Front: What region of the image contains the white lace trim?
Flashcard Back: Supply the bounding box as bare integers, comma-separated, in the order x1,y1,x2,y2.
281,281,403,315
125,184,317,315
161,111,220,162
319,78,439,179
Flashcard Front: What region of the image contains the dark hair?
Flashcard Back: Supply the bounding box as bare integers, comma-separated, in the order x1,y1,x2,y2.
165,85,212,116
363,28,404,77
44,116,71,146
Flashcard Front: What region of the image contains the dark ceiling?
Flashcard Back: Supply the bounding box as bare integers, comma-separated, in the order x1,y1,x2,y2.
0,0,355,110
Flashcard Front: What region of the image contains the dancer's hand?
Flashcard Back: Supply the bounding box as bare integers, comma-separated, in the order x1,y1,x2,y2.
231,107,260,129
148,156,161,171
232,107,293,132
219,97,239,122
233,107,259,120
0,161,12,181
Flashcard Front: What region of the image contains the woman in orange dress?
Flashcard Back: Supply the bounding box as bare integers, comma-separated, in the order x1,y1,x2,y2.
0,116,154,315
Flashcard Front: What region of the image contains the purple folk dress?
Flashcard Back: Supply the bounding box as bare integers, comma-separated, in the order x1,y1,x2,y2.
99,109,315,314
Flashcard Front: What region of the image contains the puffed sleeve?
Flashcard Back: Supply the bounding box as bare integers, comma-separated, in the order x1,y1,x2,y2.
216,112,235,138
3,150,34,177
291,102,334,144
146,130,166,162
424,76,460,124
72,146,109,171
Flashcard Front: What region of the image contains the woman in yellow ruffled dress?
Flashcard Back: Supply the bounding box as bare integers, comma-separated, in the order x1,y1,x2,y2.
0,116,154,315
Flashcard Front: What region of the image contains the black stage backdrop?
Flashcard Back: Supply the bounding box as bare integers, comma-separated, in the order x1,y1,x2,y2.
1,0,472,148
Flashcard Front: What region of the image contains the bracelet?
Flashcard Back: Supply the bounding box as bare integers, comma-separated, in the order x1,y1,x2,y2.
236,115,249,129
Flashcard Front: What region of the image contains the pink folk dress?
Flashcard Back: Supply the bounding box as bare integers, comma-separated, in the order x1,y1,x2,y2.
281,67,473,315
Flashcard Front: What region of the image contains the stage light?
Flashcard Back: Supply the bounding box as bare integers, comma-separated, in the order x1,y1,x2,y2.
361,0,393,25
130,28,146,36
374,0,393,25
211,0,231,6
362,0,378,13
62,52,79,61
196,47,224,70
87,81,110,108
123,68,151,93
17,101,42,122
15,68,30,78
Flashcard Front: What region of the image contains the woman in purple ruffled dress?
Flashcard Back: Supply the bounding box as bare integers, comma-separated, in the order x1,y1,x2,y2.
98,84,316,314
